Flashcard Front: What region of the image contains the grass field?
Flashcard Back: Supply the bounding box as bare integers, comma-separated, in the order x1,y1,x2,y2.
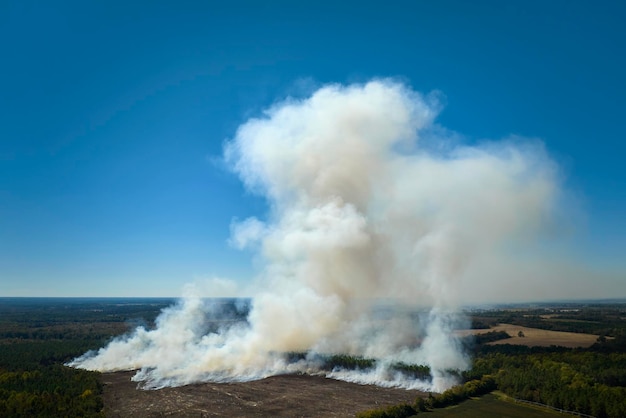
459,323,601,348
488,324,600,347
422,393,578,417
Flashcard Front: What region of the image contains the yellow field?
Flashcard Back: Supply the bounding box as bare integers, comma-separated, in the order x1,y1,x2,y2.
461,324,602,348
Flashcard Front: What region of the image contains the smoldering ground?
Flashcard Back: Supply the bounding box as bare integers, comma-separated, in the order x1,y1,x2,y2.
69,79,564,392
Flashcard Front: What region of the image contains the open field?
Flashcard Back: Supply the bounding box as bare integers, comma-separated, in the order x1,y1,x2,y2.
460,323,602,348
423,393,578,418
102,371,425,417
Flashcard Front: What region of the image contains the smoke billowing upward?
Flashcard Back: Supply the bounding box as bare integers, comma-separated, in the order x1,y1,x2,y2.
69,80,560,391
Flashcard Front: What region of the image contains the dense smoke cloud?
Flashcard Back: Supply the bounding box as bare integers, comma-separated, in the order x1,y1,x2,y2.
70,80,560,391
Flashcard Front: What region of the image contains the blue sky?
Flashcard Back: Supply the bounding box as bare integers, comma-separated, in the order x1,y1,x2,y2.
1,0,624,298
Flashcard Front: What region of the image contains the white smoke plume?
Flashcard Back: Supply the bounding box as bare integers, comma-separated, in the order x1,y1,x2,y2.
69,80,560,392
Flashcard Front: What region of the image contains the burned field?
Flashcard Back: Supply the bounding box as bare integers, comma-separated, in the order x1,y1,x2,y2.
102,371,424,417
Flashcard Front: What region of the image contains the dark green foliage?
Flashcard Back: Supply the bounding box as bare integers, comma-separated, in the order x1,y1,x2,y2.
285,352,434,382
478,349,626,417
473,331,511,345
283,351,308,363
0,298,171,417
0,341,105,418
0,341,103,371
283,352,377,371
591,333,626,353
355,403,417,418
324,354,376,370
356,375,497,417
415,397,427,412
426,375,497,409
0,366,103,417
471,319,495,329
390,362,431,380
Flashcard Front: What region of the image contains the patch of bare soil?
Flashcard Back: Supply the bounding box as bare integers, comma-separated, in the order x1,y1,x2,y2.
102,371,426,417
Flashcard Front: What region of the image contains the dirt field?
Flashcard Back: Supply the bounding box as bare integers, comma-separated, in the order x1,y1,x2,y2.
462,323,601,348
102,371,425,417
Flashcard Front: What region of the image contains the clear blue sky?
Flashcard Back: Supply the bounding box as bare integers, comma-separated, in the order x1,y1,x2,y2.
1,0,624,297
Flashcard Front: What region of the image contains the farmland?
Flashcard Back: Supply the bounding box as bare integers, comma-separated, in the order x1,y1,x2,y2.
459,323,601,348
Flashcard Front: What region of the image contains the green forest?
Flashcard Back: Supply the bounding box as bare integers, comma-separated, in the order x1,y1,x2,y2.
0,298,172,417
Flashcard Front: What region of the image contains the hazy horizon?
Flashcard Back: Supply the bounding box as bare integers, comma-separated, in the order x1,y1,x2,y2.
3,296,625,307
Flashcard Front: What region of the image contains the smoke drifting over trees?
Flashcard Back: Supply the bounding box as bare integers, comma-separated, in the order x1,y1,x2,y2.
70,80,563,391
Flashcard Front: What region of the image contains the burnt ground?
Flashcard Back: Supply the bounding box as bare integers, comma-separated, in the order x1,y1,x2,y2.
102,371,426,417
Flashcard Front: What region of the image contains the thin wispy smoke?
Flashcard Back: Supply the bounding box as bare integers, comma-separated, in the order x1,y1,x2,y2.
70,80,561,391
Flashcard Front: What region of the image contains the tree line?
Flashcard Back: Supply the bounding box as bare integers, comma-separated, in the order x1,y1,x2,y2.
356,374,496,418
